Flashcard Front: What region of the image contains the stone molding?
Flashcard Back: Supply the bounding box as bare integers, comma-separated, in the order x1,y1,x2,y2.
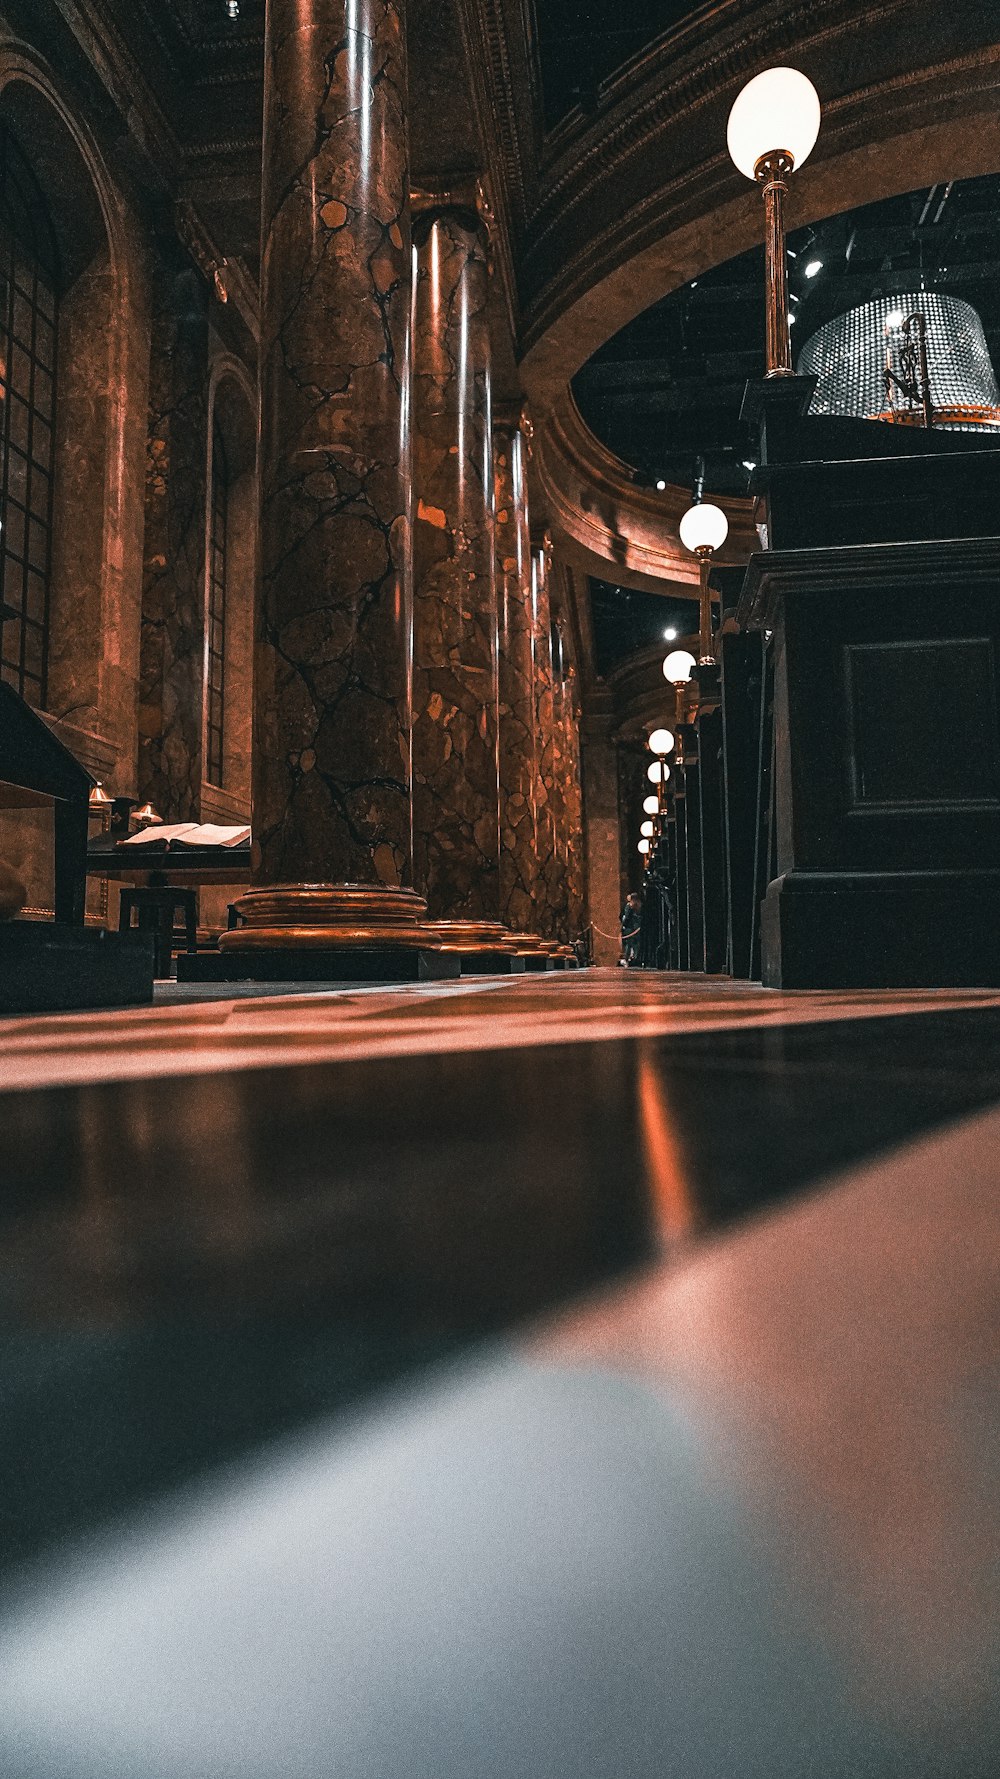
535,392,754,590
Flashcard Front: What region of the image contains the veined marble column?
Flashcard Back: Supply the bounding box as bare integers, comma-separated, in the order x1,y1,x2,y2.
494,422,538,931
139,262,209,820
548,616,571,938
530,542,560,939
252,0,412,889
560,654,586,939
411,206,499,920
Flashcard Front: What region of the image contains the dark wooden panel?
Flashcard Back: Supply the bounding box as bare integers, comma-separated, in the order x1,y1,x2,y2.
846,638,1000,810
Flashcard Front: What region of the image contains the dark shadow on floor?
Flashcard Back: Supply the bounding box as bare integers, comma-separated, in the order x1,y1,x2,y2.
2,1006,1000,1578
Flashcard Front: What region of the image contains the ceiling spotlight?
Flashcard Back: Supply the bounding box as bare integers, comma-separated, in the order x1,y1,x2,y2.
804,258,823,278
655,478,667,491
225,0,240,16
788,312,797,325
743,460,757,471
663,626,677,641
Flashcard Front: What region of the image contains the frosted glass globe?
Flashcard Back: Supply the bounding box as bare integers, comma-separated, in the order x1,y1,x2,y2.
638,838,650,855
663,649,697,684
727,67,821,181
647,759,671,785
640,819,655,838
679,502,729,554
647,726,675,755
642,794,660,816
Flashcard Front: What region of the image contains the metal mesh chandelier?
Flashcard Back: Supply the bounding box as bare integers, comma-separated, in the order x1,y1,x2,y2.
798,293,1000,432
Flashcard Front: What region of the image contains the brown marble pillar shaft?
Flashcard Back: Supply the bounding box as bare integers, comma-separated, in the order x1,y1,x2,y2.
530,543,560,939
548,616,570,938
139,261,210,820
255,0,412,886
494,423,538,932
562,658,586,938
411,208,499,919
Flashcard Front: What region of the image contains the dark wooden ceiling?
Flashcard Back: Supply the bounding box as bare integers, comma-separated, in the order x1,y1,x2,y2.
531,0,705,129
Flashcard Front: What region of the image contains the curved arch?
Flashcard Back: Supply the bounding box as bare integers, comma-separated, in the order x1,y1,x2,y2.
524,87,1000,579
0,39,149,786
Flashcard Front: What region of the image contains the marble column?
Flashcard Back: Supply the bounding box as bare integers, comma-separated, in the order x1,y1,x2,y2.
562,658,586,938
494,422,538,931
139,261,209,820
253,0,412,888
581,724,623,965
530,542,561,939
548,615,571,939
411,206,499,920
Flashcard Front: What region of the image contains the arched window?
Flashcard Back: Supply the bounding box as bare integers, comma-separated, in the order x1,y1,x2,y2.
206,415,228,786
0,124,58,707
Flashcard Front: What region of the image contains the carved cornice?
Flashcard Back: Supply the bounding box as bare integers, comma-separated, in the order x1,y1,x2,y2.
50,0,183,181
450,0,544,385
174,198,259,336
536,390,754,590
453,0,539,235
521,2,1000,348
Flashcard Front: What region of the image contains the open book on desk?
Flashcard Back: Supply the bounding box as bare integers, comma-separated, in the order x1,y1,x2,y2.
121,823,251,848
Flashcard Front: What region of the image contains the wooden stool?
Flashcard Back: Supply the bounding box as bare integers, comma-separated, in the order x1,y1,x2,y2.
119,886,197,979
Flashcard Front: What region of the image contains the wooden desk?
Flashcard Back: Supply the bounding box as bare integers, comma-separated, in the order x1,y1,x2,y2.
86,842,252,888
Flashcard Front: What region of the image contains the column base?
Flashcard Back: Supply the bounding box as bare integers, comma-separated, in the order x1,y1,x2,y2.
761,870,1000,989
219,884,435,952
176,947,460,985
459,952,527,975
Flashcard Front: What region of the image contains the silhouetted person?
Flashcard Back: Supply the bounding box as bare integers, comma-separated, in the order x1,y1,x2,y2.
620,892,642,968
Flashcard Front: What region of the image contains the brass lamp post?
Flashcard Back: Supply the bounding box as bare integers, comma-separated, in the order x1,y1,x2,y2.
727,67,822,377
662,648,697,733
679,503,728,663
647,726,674,819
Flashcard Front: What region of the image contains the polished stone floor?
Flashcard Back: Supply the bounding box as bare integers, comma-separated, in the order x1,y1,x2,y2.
0,971,997,1776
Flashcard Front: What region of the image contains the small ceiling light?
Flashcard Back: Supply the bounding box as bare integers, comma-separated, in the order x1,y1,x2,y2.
655,478,667,491
640,819,656,838
643,794,660,816
662,649,696,686
804,258,823,278
663,626,677,640
788,312,797,325
638,837,651,855
648,727,675,756
226,0,240,17
690,280,699,288
647,760,671,785
743,459,757,471
885,309,905,328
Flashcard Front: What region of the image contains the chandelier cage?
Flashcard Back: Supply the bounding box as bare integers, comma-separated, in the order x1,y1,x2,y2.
797,293,1000,432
